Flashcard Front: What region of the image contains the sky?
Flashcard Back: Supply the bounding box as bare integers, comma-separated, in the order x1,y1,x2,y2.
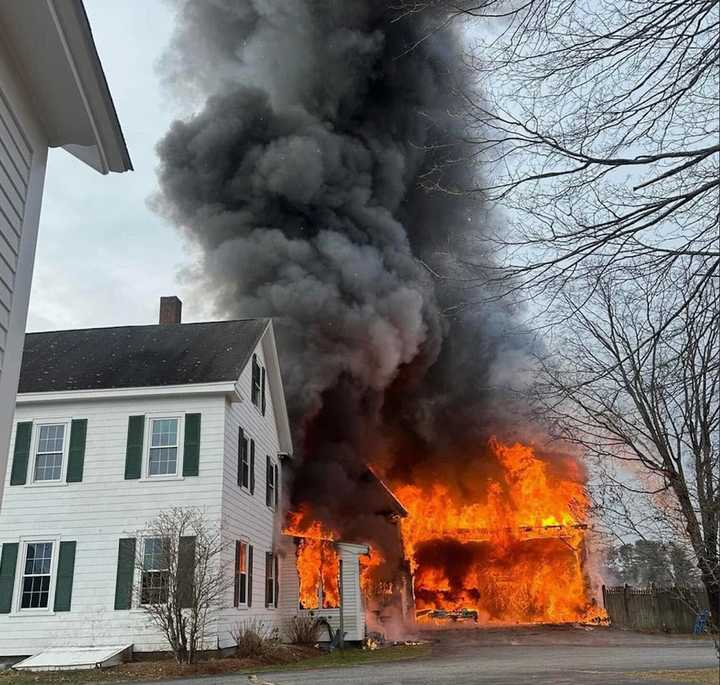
26,0,208,333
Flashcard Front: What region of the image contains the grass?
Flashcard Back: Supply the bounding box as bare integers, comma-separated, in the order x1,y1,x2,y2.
257,643,432,671
634,668,720,684
0,643,431,685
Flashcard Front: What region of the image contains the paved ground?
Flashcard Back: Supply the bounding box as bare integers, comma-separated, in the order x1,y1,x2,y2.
152,625,719,685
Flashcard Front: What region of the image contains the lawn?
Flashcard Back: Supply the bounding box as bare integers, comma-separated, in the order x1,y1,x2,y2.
0,643,431,685
635,668,720,685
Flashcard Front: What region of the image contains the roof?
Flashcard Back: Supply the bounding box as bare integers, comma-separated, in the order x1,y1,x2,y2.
18,320,268,394
0,0,132,173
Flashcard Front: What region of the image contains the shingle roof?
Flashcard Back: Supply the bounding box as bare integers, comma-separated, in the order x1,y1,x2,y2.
18,319,268,393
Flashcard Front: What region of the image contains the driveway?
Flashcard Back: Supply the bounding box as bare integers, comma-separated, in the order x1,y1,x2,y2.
149,625,719,685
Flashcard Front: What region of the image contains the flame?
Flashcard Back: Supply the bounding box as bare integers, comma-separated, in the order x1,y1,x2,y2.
284,507,340,609
393,440,602,624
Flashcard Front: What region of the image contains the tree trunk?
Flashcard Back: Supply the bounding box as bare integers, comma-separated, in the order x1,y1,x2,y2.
701,572,720,636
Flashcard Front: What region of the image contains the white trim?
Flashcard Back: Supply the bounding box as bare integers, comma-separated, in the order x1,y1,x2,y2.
142,414,184,481
234,538,250,609
12,536,61,615
16,381,237,405
25,418,71,486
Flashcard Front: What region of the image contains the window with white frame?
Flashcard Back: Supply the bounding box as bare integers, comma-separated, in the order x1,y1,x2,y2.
234,541,248,606
265,551,276,607
141,537,169,604
20,542,54,609
33,424,66,482
148,418,179,477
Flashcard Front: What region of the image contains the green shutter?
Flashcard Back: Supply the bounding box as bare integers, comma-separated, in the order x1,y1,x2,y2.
261,367,266,415
182,414,201,477
0,543,19,613
10,422,32,486
53,541,77,611
274,554,279,608
178,536,196,608
124,416,144,480
250,440,255,494
66,420,87,483
247,545,253,608
114,538,136,609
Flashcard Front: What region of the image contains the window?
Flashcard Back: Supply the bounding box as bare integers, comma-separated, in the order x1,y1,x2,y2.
238,429,254,491
148,418,179,477
251,354,266,414
141,537,169,604
33,424,66,482
251,354,261,407
21,542,53,609
265,552,277,607
234,541,248,606
266,456,277,509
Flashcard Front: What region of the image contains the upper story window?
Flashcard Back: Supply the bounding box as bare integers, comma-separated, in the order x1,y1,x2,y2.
21,542,53,609
266,456,279,510
251,354,266,415
33,424,66,482
148,418,179,477
237,428,255,492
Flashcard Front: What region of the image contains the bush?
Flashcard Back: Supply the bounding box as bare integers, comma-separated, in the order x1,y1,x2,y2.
231,618,280,659
287,615,321,644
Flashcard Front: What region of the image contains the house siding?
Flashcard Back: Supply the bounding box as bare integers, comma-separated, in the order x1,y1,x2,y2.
0,40,48,507
216,339,286,647
0,393,226,656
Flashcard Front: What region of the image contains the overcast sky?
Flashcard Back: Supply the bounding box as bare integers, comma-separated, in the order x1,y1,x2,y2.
26,0,208,332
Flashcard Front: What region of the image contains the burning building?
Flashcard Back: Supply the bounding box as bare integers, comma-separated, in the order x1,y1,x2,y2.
155,0,601,634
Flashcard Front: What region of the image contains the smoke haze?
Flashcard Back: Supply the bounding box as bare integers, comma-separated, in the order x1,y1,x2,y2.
154,0,540,547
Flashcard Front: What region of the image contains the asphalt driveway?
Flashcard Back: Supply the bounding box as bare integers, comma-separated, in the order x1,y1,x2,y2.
149,625,719,685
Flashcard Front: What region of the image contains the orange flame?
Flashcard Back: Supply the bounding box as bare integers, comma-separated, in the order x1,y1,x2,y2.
393,440,602,624
284,507,340,609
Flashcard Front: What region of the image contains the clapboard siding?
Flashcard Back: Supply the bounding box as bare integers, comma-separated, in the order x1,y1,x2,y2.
0,84,30,386
0,393,226,655
216,338,286,647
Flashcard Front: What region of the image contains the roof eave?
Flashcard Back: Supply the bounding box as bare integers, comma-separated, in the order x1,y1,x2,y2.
49,0,132,173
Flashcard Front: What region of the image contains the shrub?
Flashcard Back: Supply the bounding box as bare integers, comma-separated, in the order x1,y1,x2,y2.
287,615,321,644
231,618,280,659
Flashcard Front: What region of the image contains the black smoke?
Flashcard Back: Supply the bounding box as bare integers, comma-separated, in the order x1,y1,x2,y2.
154,1,537,548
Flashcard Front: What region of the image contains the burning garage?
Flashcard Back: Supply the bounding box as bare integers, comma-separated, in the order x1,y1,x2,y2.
153,0,604,639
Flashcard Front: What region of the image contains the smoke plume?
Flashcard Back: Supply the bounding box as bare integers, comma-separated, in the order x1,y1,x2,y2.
155,1,537,548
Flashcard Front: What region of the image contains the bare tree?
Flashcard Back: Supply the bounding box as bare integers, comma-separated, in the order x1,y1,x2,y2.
393,0,719,325
532,267,719,637
134,507,228,664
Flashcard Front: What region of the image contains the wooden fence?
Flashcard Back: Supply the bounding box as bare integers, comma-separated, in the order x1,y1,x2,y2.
602,585,709,633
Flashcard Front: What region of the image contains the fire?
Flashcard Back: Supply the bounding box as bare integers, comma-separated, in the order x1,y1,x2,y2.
284,507,340,609
393,439,601,624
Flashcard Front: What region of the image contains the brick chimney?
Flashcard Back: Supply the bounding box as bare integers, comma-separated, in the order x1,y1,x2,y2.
159,296,182,325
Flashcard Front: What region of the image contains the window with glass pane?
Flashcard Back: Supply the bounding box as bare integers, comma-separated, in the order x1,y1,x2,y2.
141,537,169,604
148,419,178,476
236,541,248,605
34,424,65,481
21,542,53,609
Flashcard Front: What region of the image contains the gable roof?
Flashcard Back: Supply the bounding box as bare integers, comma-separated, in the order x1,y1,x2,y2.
18,319,268,394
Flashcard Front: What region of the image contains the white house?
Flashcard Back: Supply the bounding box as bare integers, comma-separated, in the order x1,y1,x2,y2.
0,298,370,659
0,1,132,501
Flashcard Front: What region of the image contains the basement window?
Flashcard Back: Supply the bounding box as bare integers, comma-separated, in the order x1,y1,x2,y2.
20,542,54,609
